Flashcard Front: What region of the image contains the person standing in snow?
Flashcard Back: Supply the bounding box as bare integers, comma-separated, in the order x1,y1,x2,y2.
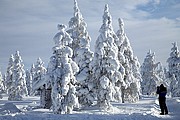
156,84,168,115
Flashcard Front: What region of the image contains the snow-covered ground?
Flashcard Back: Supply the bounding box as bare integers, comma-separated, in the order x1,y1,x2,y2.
0,94,179,120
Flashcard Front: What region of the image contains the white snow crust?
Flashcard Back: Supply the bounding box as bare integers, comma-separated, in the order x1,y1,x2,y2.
0,94,179,120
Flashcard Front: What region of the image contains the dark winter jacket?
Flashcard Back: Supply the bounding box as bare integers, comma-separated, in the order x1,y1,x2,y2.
156,84,167,98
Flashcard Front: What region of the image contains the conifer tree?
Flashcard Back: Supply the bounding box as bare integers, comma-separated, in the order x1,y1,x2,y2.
30,64,35,81
167,42,180,97
26,69,32,96
141,50,165,96
8,51,27,100
5,54,14,94
47,24,79,114
0,71,4,99
167,42,180,77
68,0,91,56
32,58,47,96
2,74,6,93
68,0,94,107
169,74,178,97
92,4,124,109
116,18,141,102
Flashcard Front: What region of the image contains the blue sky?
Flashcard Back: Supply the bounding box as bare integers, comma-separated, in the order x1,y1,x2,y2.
0,0,180,73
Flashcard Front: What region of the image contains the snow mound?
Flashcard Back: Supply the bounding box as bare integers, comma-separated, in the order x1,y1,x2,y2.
0,102,22,115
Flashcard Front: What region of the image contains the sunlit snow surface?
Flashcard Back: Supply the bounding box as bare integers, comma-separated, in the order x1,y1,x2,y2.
0,94,179,120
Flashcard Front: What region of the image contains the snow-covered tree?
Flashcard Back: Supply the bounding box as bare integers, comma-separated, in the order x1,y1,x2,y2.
156,63,166,82
68,0,91,58
25,69,32,96
169,74,178,97
30,64,35,82
2,74,6,93
47,24,79,114
5,54,14,94
116,18,141,102
68,0,94,107
32,58,47,95
8,51,27,101
141,50,165,96
167,42,180,76
167,42,180,97
92,4,125,109
0,71,4,99
31,58,48,108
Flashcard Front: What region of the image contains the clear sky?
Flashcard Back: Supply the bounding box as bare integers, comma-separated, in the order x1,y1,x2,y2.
0,0,179,73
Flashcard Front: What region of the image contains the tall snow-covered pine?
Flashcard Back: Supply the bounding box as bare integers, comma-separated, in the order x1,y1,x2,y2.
141,50,165,95
5,54,14,94
47,24,79,114
68,0,94,107
32,58,47,96
92,4,124,109
167,42,180,97
8,51,27,100
0,71,4,99
25,69,32,96
116,18,141,102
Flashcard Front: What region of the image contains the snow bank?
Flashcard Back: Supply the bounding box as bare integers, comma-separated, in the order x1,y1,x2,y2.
0,96,180,120
0,113,159,120
0,102,21,115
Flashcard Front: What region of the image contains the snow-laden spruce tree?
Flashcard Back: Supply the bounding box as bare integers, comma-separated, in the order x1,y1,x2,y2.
167,42,180,97
32,58,47,96
92,4,125,109
141,50,165,96
116,18,141,102
67,0,94,107
169,74,178,97
68,0,91,55
3,74,6,93
30,64,35,81
47,24,79,114
8,51,27,101
5,54,14,94
25,69,32,96
0,71,4,99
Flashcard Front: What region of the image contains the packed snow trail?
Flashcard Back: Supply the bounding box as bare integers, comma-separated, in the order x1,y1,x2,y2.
152,97,180,120
0,94,179,120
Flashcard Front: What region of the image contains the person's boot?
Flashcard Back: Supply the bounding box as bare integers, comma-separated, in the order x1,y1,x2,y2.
160,113,164,115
